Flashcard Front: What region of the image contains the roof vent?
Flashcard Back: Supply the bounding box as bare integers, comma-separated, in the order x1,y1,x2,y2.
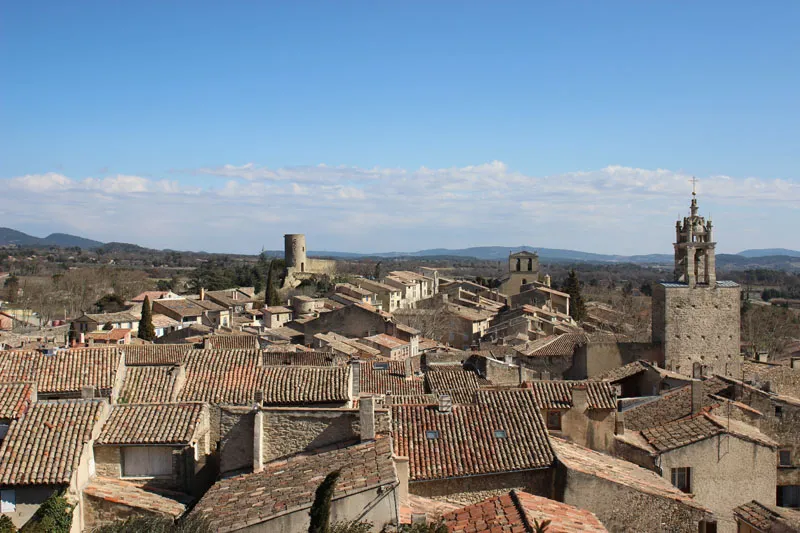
425,430,439,440
494,429,507,439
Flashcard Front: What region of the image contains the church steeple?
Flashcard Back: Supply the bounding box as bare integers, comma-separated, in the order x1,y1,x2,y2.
674,181,716,287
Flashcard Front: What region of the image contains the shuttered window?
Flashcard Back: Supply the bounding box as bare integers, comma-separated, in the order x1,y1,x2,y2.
122,447,173,477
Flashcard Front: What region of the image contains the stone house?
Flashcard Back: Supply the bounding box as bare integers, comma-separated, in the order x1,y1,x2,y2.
71,311,140,335
356,278,403,313
391,389,556,505
130,290,180,303
444,303,493,349
592,359,692,398
552,437,716,532
193,437,399,532
0,398,107,530
528,380,618,453
203,287,257,314
93,403,212,495
510,284,571,317
734,500,800,532
86,328,132,345
615,412,778,532
362,333,411,360
263,306,293,329
152,298,231,329
302,302,397,344
385,270,436,307
333,283,381,308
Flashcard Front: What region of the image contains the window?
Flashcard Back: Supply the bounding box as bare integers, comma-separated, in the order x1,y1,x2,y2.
494,430,507,439
0,422,8,442
671,467,691,493
425,430,439,440
546,411,562,431
780,450,792,467
122,446,173,477
372,362,389,370
0,489,15,513
777,485,800,508
775,405,784,418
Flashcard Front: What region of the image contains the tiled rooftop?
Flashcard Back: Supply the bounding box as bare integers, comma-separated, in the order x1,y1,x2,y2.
0,399,104,485
443,491,608,533
524,333,587,358
178,349,350,405
261,351,346,367
119,365,178,403
551,437,706,509
425,368,483,404
98,403,204,445
392,389,554,481
592,361,650,382
360,360,425,396
123,344,188,365
527,380,617,410
0,347,121,395
641,412,776,453
204,334,259,351
84,477,189,517
192,438,396,533
734,500,800,532
623,377,730,431
0,381,34,419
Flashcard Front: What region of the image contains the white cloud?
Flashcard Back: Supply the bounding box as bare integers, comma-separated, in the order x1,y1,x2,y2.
1,163,798,254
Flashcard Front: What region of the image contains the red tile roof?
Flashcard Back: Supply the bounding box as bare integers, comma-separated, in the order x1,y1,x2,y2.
0,399,104,485
0,382,34,419
425,368,483,404
734,500,800,532
119,365,179,403
97,403,204,445
261,351,347,367
360,360,425,396
392,389,554,481
641,412,777,453
624,377,730,431
204,334,259,351
524,333,587,358
84,477,189,517
0,347,121,395
443,490,608,533
527,380,617,410
123,344,188,365
193,438,396,533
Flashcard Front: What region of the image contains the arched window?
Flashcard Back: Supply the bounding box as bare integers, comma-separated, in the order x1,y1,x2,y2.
528,258,533,271
515,258,521,271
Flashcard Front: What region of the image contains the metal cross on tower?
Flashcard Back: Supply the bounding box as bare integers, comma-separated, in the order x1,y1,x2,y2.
689,176,699,195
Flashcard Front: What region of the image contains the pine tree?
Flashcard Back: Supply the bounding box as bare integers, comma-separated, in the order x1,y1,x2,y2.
138,296,156,341
308,470,340,533
563,269,586,322
266,260,281,307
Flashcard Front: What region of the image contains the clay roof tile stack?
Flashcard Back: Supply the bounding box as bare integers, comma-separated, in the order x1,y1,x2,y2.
97,403,204,445
0,382,34,419
123,344,189,365
119,365,179,403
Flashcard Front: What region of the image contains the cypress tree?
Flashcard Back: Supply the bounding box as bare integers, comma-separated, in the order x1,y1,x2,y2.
563,269,586,322
266,260,281,307
138,296,156,341
308,470,340,533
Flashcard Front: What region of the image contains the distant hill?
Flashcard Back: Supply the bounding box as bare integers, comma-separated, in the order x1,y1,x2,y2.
738,248,800,258
0,227,103,249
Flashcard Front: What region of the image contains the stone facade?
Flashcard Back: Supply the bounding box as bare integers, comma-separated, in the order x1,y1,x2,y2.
565,341,662,380
500,251,540,296
409,469,554,506
652,282,741,378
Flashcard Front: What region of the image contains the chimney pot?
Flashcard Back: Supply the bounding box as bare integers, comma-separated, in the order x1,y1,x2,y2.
403,358,413,379
203,337,211,350
437,394,452,414
571,384,588,412
81,386,95,399
360,396,376,441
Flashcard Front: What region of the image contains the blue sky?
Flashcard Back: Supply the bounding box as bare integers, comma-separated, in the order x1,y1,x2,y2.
1,1,798,254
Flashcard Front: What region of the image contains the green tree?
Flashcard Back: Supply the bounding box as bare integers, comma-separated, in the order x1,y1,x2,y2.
639,281,653,297
0,515,16,533
20,492,72,533
138,296,156,341
95,293,127,313
265,260,281,307
533,518,551,533
3,275,19,303
562,270,587,322
308,470,340,533
373,261,382,280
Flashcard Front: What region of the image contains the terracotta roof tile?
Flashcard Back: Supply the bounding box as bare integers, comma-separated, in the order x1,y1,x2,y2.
193,438,396,533
119,365,179,403
261,351,347,366
592,361,650,382
392,389,554,481
425,368,483,404
0,399,104,485
123,344,188,365
0,347,121,395
443,490,607,533
84,477,189,517
527,380,617,410
204,334,259,351
0,382,34,419
641,413,777,453
734,500,800,531
525,334,587,358
178,349,349,405
97,403,204,445
624,377,730,431
360,361,425,396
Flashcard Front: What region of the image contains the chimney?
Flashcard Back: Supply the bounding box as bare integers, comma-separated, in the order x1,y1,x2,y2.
254,390,264,405
544,274,551,287
571,384,588,412
791,357,800,370
360,396,376,441
29,382,38,404
615,410,625,435
81,386,95,399
200,287,205,301
540,370,551,381
203,337,212,350
437,393,452,414
403,357,413,379
757,352,769,363
253,410,264,473
350,360,361,398
691,380,704,415
79,332,85,345
504,353,513,365
393,456,410,505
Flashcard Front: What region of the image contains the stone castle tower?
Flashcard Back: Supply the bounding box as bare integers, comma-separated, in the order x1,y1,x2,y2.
284,233,307,273
652,190,741,378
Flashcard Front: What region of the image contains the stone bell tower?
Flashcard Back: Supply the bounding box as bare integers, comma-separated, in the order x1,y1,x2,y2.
652,184,741,378
673,185,716,288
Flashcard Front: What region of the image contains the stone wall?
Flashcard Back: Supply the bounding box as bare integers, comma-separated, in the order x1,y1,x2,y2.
82,494,166,531
409,469,553,506
653,283,741,378
93,445,193,492
557,463,713,532
565,341,662,380
659,434,776,533
219,407,255,474
558,408,616,454
303,306,388,344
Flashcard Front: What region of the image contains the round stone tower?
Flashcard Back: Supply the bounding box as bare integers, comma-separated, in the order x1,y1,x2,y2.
284,234,307,273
